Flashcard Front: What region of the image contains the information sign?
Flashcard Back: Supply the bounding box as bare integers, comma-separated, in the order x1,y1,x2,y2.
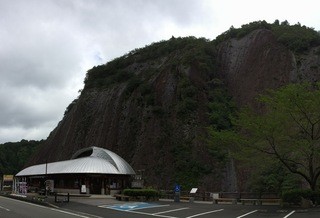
190,188,198,194
174,184,181,193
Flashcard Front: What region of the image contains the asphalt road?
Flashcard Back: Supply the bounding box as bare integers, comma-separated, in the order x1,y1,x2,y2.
51,198,320,218
0,196,92,218
1,196,320,218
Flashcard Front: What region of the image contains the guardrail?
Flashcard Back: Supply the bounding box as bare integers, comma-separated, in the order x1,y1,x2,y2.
160,190,280,204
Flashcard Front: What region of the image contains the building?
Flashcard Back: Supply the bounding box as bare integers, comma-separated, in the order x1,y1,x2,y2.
15,146,136,195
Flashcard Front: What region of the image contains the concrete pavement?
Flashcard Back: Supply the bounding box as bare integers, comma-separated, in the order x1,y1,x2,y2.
2,193,320,218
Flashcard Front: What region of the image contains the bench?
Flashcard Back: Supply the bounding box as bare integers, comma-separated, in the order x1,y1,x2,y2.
259,198,281,205
213,198,237,204
180,196,191,201
114,194,130,201
241,199,259,205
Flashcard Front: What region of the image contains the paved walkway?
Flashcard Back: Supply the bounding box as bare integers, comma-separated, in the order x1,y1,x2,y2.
41,194,120,207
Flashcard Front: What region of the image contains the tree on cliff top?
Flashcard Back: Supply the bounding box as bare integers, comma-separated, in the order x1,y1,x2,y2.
212,82,320,191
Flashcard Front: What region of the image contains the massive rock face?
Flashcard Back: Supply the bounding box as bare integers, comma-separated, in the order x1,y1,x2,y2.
28,43,219,189
28,29,320,190
218,29,295,107
218,29,320,108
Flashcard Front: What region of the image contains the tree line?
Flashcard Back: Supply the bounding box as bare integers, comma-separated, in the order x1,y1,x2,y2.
210,82,320,193
0,140,42,175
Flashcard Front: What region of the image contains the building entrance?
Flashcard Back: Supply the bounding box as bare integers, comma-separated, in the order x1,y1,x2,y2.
90,177,102,194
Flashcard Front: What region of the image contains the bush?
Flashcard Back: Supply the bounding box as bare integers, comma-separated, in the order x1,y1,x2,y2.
282,189,320,205
123,189,160,199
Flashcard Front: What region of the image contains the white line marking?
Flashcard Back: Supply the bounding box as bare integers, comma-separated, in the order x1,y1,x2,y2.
128,210,178,218
236,210,258,218
49,208,91,218
0,196,49,209
0,196,93,218
0,205,10,211
186,209,224,218
76,211,103,218
153,207,189,215
284,210,295,218
131,204,170,211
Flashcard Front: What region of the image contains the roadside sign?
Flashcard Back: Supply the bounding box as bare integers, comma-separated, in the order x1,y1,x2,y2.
45,180,54,192
3,175,13,181
19,182,27,195
81,185,86,193
174,184,181,193
190,188,198,194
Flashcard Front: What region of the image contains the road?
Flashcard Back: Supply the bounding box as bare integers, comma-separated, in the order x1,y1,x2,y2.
1,196,320,218
91,202,320,218
0,196,93,218
56,199,320,218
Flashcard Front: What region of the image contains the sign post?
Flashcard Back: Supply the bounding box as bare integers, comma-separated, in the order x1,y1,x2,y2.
189,188,198,203
174,184,181,202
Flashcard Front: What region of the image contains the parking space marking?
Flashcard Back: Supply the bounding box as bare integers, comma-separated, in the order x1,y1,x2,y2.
236,210,258,218
99,202,170,211
153,207,189,215
128,210,178,218
283,210,295,218
186,209,224,218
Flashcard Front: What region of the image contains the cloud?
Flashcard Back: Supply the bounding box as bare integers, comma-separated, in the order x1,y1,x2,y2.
0,0,319,143
0,0,216,143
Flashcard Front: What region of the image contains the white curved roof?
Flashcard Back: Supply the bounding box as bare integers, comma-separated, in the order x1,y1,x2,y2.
16,146,135,177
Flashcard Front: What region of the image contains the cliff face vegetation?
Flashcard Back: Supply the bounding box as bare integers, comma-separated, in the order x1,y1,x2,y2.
28,21,320,191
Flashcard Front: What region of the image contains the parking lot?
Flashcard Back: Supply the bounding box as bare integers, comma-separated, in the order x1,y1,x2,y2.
97,201,320,218
2,195,320,218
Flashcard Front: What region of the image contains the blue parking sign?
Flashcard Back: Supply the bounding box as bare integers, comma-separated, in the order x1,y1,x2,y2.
174,184,181,192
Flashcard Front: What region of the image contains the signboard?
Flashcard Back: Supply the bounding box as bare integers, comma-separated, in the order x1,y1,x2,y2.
45,180,54,192
174,184,181,193
2,175,13,191
190,188,198,194
211,193,219,199
19,182,27,195
81,185,87,193
131,180,144,188
3,175,13,181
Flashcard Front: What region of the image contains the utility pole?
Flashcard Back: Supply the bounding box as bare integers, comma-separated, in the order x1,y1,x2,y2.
45,160,48,197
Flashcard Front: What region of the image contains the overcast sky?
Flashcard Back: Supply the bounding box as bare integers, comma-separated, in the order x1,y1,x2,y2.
1,0,319,143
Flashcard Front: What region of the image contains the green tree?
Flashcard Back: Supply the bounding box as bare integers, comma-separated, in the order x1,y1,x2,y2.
212,83,320,191
0,140,42,174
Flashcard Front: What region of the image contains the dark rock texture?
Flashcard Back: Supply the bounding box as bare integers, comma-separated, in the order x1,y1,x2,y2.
27,29,320,190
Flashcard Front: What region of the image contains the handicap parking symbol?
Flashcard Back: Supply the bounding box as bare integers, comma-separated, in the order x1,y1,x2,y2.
103,202,160,211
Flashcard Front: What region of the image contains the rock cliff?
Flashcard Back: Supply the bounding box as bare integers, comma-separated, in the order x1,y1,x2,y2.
28,25,320,190
218,29,320,108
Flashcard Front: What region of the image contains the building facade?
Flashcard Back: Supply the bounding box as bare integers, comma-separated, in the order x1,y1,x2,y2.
15,146,136,195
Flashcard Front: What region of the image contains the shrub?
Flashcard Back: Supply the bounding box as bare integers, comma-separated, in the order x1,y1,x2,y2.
282,189,320,205
123,189,160,199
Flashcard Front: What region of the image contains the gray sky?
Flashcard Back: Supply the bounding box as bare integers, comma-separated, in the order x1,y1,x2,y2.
1,0,319,143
